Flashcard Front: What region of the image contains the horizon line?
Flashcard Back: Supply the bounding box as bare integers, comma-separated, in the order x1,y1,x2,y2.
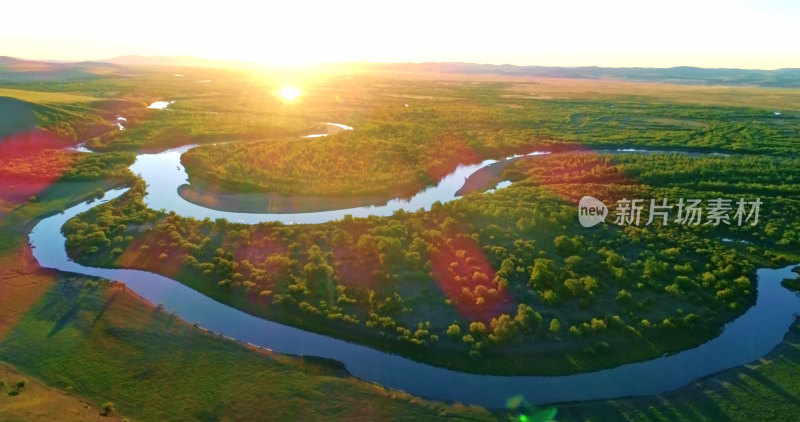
4,54,799,72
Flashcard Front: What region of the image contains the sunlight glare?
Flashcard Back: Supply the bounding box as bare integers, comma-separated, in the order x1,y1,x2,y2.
277,86,302,101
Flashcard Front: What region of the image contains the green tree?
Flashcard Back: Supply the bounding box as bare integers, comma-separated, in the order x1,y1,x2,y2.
529,258,557,288
446,324,461,338
489,314,517,343
469,321,487,336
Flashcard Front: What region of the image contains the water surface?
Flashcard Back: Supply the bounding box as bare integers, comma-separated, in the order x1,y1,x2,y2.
29,192,800,406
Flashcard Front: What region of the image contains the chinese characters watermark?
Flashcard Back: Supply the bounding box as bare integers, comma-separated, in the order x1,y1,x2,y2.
578,196,761,228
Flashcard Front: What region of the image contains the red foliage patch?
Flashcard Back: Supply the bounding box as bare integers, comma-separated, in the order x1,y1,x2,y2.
332,245,381,289
0,130,75,204
428,234,514,322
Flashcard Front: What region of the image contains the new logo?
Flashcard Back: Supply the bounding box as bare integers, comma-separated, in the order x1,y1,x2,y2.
578,196,608,227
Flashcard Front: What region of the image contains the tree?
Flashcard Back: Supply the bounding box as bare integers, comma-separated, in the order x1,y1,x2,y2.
489,314,517,343
549,318,561,333
446,324,461,338
469,321,487,336
554,235,579,256
514,303,542,331
541,289,560,305
529,258,557,288
303,245,335,293
590,318,606,331
615,289,633,303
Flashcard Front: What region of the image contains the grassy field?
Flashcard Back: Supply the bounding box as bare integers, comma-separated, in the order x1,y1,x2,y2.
3,65,800,420
0,276,495,421
0,181,496,421
0,182,133,421
0,247,56,340
0,362,123,422
0,87,98,104
503,78,800,111
175,73,800,205
560,320,800,421
63,150,798,376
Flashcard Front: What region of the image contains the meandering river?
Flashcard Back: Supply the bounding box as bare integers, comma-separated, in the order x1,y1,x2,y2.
131,145,544,224
31,133,800,407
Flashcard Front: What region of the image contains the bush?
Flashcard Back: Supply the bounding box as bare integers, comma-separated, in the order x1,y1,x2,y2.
615,289,633,303
469,321,487,336
549,318,561,333
15,379,26,389
102,401,115,415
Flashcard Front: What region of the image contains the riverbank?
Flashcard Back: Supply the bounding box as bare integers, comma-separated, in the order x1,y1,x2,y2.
559,317,800,420
33,188,800,405
0,181,494,421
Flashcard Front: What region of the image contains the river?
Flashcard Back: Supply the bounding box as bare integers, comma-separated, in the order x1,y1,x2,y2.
27,143,800,407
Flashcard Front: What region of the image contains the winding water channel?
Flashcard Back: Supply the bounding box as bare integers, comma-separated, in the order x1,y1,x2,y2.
29,140,800,407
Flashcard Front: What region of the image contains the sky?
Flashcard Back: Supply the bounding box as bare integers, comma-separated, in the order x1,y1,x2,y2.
2,0,799,69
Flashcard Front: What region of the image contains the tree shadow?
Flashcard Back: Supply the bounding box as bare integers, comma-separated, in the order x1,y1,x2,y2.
46,303,81,337
666,391,734,422
745,369,800,407
90,292,120,327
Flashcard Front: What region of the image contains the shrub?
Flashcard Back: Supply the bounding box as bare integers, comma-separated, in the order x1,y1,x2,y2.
102,401,115,415
615,289,633,303
469,321,487,336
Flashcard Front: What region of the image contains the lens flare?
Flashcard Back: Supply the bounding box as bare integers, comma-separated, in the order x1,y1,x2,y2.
277,86,301,101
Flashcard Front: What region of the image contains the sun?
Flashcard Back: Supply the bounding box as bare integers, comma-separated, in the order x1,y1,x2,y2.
277,86,302,101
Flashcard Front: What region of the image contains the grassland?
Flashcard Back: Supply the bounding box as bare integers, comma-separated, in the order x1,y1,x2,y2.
64,151,799,375
0,181,136,421
181,130,480,197
559,320,800,421
0,181,495,421
0,87,98,104
4,63,800,420
503,77,800,111
58,73,800,375
176,76,800,203
0,362,123,422
0,276,495,421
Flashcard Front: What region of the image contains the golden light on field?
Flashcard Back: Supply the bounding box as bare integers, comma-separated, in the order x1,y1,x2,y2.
277,86,302,101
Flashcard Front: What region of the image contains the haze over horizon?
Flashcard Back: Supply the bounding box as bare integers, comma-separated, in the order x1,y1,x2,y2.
3,0,800,69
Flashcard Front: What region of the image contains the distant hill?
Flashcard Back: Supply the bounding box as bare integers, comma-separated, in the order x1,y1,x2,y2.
0,56,27,66
107,55,255,69
106,56,800,87
2,55,799,87
360,62,800,87
0,56,120,82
